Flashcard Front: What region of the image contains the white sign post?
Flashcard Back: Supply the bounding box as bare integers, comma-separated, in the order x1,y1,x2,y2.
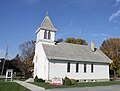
5,69,13,82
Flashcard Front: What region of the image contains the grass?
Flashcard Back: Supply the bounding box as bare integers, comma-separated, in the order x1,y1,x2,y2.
31,81,120,89
0,80,30,91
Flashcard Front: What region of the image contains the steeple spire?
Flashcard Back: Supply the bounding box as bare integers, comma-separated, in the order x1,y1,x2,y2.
35,12,57,45
39,12,56,32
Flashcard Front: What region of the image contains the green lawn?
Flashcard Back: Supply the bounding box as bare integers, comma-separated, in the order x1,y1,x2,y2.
31,81,120,89
0,80,30,91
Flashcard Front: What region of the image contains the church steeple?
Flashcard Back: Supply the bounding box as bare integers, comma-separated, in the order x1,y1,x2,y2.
36,12,57,45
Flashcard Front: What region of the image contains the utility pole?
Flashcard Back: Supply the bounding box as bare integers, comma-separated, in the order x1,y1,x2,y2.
1,46,8,78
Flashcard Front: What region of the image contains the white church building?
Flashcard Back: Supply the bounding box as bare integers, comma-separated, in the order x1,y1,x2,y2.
33,14,112,82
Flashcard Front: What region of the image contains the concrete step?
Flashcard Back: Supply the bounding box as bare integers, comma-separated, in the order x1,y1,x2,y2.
25,78,34,82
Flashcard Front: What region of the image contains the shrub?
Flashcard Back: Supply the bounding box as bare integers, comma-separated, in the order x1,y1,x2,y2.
70,79,77,85
62,78,65,85
34,75,39,82
34,76,45,82
38,78,45,82
64,77,71,85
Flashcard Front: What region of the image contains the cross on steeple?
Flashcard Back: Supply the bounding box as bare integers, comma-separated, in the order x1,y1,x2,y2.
46,11,48,16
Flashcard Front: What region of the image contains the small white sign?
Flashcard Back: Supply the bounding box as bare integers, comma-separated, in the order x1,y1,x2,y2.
52,77,63,84
5,69,13,82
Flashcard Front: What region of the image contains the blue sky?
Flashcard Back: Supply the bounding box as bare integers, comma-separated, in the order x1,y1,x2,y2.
0,0,120,59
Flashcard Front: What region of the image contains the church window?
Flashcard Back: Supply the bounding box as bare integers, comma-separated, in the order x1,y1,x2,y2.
44,30,47,39
76,63,79,73
67,62,70,72
91,64,94,73
48,31,51,39
84,64,86,73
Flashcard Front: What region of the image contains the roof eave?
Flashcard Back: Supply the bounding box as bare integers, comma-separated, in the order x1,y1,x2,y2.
35,27,57,34
47,56,111,64
40,27,57,32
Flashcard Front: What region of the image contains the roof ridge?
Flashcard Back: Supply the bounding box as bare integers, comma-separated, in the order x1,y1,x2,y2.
58,42,88,47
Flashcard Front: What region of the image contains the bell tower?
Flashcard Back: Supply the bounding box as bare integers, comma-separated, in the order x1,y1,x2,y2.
36,13,57,45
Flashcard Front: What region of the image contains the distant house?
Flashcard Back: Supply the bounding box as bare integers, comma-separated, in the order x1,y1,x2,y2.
33,14,112,82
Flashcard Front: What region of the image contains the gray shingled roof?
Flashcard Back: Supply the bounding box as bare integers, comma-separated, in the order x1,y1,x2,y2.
40,15,57,31
42,42,112,63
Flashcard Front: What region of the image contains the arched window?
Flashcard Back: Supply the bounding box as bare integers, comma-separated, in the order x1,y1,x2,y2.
48,31,51,39
44,31,47,39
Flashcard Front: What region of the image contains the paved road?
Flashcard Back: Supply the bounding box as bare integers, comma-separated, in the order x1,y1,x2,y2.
14,80,120,91
47,85,120,91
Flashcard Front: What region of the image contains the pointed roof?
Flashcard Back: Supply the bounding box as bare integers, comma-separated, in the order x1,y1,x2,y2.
40,15,57,31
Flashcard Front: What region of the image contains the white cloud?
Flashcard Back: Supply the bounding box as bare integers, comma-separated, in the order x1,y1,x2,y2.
22,0,39,4
68,0,95,8
114,0,120,6
113,27,119,30
93,33,111,38
109,9,120,22
116,0,120,2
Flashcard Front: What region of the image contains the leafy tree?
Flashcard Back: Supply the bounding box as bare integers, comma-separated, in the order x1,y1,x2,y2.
65,37,75,43
19,40,35,78
11,54,23,72
65,37,88,45
0,58,22,75
74,38,88,45
100,38,120,77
